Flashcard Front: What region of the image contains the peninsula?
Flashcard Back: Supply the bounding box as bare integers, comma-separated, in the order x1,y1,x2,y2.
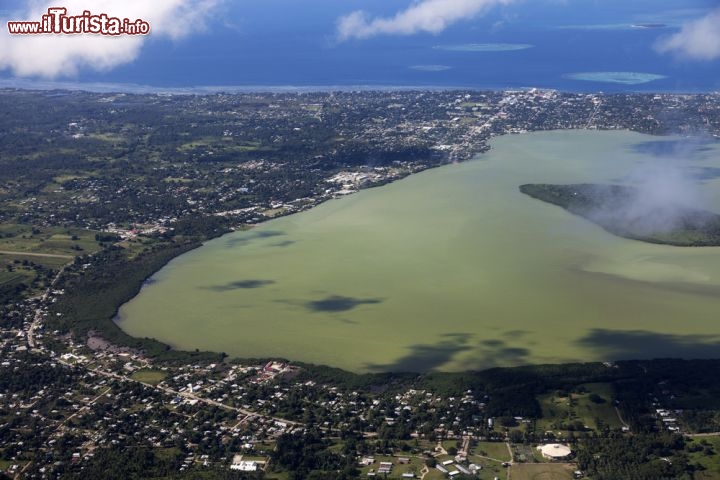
519,183,720,246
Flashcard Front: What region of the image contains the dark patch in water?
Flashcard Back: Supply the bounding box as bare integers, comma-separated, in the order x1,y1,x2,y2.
225,230,285,247
366,337,474,373
441,332,470,338
503,329,531,338
270,240,296,247
204,279,276,291
577,328,720,360
305,295,382,313
691,167,720,181
631,140,714,157
337,318,358,325
367,335,531,372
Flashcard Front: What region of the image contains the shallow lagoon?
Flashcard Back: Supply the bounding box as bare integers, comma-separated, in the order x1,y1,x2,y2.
117,130,720,372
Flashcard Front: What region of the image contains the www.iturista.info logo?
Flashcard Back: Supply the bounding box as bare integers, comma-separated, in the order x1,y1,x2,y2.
7,7,150,35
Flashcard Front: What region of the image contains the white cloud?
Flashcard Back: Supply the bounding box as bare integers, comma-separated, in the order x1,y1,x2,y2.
337,0,515,41
0,0,222,78
655,8,720,61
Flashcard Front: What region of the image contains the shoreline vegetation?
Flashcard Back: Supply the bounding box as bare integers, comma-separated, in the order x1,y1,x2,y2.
520,183,720,247
5,87,718,375
49,161,453,368
49,162,716,371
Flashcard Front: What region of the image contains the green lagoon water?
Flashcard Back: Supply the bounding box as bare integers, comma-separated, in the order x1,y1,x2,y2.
117,130,720,372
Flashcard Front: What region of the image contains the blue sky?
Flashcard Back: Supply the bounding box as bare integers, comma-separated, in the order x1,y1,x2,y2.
0,0,718,87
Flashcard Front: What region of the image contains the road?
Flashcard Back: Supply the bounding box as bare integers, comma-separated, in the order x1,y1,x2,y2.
67,361,303,427
27,263,70,349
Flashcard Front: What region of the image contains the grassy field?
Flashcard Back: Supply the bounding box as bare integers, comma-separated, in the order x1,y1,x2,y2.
686,436,720,479
130,369,168,385
0,270,33,286
537,383,621,434
509,463,575,480
474,441,511,461
0,224,101,256
0,253,70,269
0,224,104,302
264,473,290,480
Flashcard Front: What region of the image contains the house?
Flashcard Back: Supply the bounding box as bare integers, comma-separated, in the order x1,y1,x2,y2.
230,461,258,472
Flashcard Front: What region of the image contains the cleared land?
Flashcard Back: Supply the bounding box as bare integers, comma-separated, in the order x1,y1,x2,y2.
537,383,622,433
509,463,575,480
475,441,512,462
0,224,102,302
0,224,101,255
130,369,168,385
687,435,720,479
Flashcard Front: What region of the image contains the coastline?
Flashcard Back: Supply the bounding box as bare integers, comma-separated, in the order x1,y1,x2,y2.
104,154,464,365
2,77,718,96
24,86,720,371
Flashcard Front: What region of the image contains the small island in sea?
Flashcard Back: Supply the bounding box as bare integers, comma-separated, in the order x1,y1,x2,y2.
563,71,667,85
519,183,720,246
433,43,534,52
631,23,668,29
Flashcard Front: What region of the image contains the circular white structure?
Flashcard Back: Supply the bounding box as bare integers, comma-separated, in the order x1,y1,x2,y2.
537,443,572,459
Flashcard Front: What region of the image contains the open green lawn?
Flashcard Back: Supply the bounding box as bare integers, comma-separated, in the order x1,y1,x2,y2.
537,383,621,434
0,270,31,286
0,224,102,256
130,369,168,385
264,473,290,480
422,470,447,480
687,436,720,479
509,463,575,480
575,383,623,429
1,254,70,270
473,441,511,462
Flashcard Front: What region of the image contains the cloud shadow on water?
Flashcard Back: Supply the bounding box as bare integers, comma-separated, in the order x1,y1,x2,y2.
367,335,531,373
367,337,475,373
503,329,531,338
270,240,296,248
631,139,715,158
305,295,383,313
203,279,276,291
225,230,285,247
577,328,720,360
690,167,720,181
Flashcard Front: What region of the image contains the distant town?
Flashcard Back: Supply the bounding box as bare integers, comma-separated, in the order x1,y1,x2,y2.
2,88,720,479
